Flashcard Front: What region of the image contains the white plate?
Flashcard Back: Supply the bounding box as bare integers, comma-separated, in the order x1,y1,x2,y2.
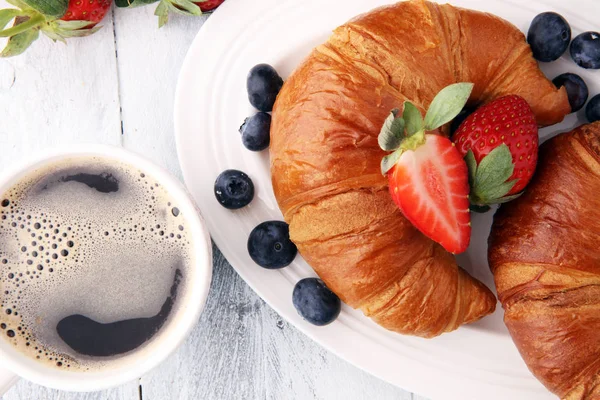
174,0,600,399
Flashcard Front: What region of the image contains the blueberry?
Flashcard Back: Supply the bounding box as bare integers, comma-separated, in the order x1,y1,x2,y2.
570,32,600,69
527,12,571,62
450,107,475,137
247,64,283,112
247,221,297,269
552,73,589,112
586,94,600,123
292,278,341,326
240,112,271,151
214,170,254,209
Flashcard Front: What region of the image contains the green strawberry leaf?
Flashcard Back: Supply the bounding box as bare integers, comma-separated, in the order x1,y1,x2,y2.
472,180,516,204
467,144,523,205
1,23,38,57
489,191,522,204
464,149,477,188
424,82,474,131
115,0,158,8
473,144,514,194
154,1,169,27
402,101,423,136
20,0,67,18
378,108,405,151
53,20,94,30
0,13,44,38
41,20,100,40
0,9,20,30
168,0,202,15
381,148,403,175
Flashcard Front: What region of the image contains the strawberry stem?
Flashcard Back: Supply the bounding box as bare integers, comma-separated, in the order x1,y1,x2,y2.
400,129,426,151
0,13,44,37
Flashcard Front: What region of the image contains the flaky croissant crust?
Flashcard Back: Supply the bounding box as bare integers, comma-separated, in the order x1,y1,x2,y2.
489,122,600,399
271,0,569,337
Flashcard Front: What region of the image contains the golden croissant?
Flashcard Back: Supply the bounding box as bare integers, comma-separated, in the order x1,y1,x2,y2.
270,0,570,337
489,122,600,398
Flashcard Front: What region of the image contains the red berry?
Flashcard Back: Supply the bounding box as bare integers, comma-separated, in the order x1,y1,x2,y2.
388,134,471,254
195,0,224,12
454,95,538,195
61,0,111,25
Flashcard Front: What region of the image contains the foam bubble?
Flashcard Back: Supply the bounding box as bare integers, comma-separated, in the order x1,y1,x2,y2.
0,157,194,372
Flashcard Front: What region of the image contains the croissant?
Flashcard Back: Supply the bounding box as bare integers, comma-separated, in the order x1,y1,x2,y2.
489,122,600,398
270,0,570,337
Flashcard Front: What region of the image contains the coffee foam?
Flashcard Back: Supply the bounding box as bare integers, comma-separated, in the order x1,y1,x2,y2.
0,157,194,371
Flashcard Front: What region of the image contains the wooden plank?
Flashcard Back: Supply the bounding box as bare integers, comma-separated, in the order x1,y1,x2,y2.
0,3,122,163
140,244,414,400
2,379,140,400
113,6,208,178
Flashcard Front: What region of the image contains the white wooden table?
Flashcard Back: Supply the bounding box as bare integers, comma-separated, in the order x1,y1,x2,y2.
0,5,428,400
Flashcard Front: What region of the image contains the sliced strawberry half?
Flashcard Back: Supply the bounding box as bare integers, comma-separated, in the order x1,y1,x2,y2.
378,83,474,253
389,134,471,253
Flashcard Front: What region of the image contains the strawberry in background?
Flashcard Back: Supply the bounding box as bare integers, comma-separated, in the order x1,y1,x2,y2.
378,83,474,254
0,0,111,57
115,0,225,28
453,95,539,206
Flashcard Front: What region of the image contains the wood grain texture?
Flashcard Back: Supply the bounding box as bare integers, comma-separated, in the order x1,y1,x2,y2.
0,1,122,155
141,244,412,400
114,6,207,179
2,380,140,400
0,4,424,400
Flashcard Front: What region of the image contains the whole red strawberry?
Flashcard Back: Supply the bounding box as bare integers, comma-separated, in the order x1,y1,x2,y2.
0,0,111,57
151,0,225,27
453,95,538,205
379,83,474,254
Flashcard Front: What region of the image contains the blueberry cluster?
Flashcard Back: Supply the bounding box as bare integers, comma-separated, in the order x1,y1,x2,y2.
213,64,341,327
239,64,283,152
527,12,600,122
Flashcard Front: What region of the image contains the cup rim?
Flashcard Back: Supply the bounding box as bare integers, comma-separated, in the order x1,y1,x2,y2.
0,144,213,392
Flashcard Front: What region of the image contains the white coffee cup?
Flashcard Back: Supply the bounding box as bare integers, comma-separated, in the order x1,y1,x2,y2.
0,144,213,394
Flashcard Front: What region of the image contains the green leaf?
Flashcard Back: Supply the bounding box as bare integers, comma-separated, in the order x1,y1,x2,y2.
0,13,43,37
115,0,158,8
57,26,100,38
21,0,67,18
381,149,403,175
472,180,516,204
40,19,101,40
153,0,169,27
473,144,514,196
42,28,63,42
424,82,474,130
1,25,38,57
53,20,93,30
0,9,20,30
490,191,522,204
378,109,405,151
168,0,201,15
402,101,423,136
464,150,477,188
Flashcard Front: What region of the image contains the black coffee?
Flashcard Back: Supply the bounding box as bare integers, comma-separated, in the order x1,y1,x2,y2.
0,157,194,371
